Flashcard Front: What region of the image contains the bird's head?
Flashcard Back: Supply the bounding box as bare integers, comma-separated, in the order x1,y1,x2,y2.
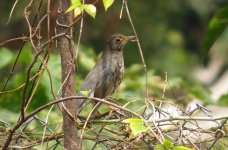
106,34,136,51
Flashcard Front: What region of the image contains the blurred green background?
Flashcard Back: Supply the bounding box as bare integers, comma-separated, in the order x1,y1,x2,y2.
0,0,227,127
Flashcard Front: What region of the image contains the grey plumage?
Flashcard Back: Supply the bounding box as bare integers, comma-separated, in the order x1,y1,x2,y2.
77,34,135,113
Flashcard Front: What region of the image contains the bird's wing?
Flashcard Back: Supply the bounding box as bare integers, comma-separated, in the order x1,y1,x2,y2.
79,58,116,96
94,69,115,98
79,62,102,93
77,62,101,111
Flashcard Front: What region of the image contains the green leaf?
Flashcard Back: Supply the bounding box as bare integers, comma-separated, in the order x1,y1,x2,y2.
84,4,96,19
173,146,192,150
74,6,83,18
201,6,228,63
102,0,114,11
65,1,82,14
80,90,91,97
218,94,228,106
123,118,144,124
71,0,81,4
122,118,150,138
163,140,174,149
154,144,165,150
0,48,13,69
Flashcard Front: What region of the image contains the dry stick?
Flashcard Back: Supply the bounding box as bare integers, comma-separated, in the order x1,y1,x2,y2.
2,32,68,150
21,0,50,120
208,119,228,149
187,139,200,150
56,67,73,116
9,133,63,149
9,134,125,149
0,70,43,94
4,13,51,109
80,102,101,142
55,28,80,120
123,0,149,104
61,100,75,122
158,71,168,127
9,96,228,149
2,96,140,149
161,71,168,101
24,0,37,52
75,0,84,60
27,96,141,121
148,101,165,143
24,71,43,111
0,36,28,46
47,0,51,40
0,0,44,98
42,58,56,100
20,45,46,120
25,49,55,109
31,14,49,38
44,17,82,115
54,11,83,102
8,94,228,149
7,0,19,24
91,114,228,124
122,1,165,143
24,14,53,109
41,105,55,148
22,33,70,118
155,115,228,123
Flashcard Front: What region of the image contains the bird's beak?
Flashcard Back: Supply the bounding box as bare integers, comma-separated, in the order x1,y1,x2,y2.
125,35,136,42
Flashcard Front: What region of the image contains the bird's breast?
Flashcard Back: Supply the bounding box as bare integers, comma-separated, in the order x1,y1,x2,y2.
112,58,124,90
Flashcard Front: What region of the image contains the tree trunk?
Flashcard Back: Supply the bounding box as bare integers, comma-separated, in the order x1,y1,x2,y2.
57,0,80,149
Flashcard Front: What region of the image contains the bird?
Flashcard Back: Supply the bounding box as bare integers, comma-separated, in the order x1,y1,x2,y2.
77,34,136,114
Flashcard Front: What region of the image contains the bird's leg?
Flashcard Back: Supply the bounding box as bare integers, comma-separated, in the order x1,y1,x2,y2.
107,105,120,116
106,97,120,114
90,101,118,119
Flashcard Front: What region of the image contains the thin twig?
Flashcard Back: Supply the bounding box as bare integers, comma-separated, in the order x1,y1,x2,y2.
80,102,101,143
0,0,44,99
123,0,148,101
41,105,54,147
7,0,19,24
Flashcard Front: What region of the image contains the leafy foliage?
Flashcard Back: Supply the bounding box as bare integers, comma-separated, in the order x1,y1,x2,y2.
103,0,115,11
66,0,115,18
202,6,228,62
155,140,192,150
0,48,13,69
80,89,91,97
122,118,150,138
66,0,96,18
0,0,227,149
84,4,96,19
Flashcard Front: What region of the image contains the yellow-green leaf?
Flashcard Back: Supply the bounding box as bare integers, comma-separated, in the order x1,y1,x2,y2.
163,140,174,149
65,1,82,13
155,144,165,150
84,4,96,19
80,90,91,97
102,0,114,11
123,118,144,124
122,118,150,138
74,6,83,18
173,146,193,150
71,0,81,4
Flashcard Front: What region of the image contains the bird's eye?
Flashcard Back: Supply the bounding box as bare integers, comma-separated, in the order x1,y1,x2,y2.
115,38,121,42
